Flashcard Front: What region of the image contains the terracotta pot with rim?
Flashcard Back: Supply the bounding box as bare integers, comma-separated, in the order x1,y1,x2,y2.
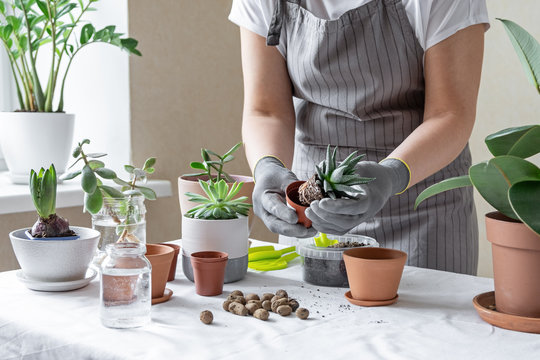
343,247,407,303
145,244,174,299
486,211,540,318
190,251,228,296
160,243,180,281
285,180,312,228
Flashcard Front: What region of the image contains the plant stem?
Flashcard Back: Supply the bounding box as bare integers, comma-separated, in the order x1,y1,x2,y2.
1,42,25,109
57,42,90,112
43,0,56,112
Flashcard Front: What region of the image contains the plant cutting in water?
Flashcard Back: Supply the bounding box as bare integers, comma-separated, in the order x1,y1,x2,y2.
184,179,251,220
0,0,141,112
184,142,242,183
298,145,374,205
29,164,75,237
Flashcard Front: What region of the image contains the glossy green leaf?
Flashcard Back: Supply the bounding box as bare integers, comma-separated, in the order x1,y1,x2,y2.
124,164,135,174
88,160,104,169
100,185,125,199
223,142,242,158
95,167,116,179
80,23,94,44
509,180,540,236
498,19,540,93
113,177,132,187
60,170,81,181
485,125,540,158
469,156,540,219
84,188,103,214
415,175,472,209
81,164,97,194
137,186,156,200
190,161,206,171
0,2,5,14
143,157,156,170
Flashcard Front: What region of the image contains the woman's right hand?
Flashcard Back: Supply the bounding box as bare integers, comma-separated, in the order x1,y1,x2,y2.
253,157,317,238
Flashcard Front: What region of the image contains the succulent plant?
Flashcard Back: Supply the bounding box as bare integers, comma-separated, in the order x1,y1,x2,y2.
185,179,252,220
298,145,374,205
184,142,242,183
29,164,75,237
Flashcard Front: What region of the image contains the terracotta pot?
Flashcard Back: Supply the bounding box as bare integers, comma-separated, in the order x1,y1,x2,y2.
160,243,181,281
285,181,312,228
486,212,540,318
178,174,255,233
145,244,174,299
343,247,407,301
190,251,228,296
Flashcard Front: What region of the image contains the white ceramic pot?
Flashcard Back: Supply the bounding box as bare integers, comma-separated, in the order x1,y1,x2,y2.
181,215,249,283
10,226,100,282
0,112,75,184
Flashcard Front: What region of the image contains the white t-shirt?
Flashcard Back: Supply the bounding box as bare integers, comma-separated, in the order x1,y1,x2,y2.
229,0,490,57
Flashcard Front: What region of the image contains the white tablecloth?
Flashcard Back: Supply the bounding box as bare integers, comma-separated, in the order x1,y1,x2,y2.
1,240,539,360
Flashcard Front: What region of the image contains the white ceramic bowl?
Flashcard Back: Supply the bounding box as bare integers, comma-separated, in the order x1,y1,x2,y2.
10,226,100,282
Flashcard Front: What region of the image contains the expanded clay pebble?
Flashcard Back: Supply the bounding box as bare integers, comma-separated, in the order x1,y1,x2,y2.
277,305,292,316
271,298,289,313
228,296,246,305
246,302,262,315
296,308,309,320
245,293,260,301
229,302,248,316
200,310,213,324
230,290,244,297
262,300,272,311
253,308,269,321
223,300,233,312
261,293,274,302
270,295,283,304
288,299,299,312
276,289,288,298
247,299,262,307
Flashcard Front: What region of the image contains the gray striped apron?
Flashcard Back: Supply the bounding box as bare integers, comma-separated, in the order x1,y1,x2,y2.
267,0,478,275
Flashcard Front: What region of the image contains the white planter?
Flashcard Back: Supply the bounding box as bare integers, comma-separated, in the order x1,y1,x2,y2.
10,226,100,282
181,215,249,283
0,112,75,184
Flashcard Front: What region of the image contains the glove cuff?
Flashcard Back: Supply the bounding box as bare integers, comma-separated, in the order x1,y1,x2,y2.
380,157,411,195
253,155,286,182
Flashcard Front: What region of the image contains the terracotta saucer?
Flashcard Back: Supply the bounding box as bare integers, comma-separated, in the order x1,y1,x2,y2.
473,291,540,334
152,288,173,305
344,291,398,307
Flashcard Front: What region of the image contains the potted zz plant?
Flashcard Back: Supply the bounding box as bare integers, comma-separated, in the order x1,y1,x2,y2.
0,0,140,183
415,19,540,321
181,179,252,283
9,164,101,290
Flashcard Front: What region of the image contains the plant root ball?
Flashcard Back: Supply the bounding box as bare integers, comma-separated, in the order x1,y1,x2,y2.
262,300,272,311
246,302,262,315
200,310,213,324
275,289,288,298
277,305,292,317
296,308,309,320
245,293,260,301
261,293,274,302
253,308,269,321
228,302,248,316
230,290,244,297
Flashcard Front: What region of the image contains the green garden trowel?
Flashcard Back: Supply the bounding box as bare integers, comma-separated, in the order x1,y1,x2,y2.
248,246,299,271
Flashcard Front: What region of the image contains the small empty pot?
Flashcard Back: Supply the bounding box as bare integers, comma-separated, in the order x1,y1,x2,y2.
160,243,181,281
190,251,228,296
285,181,312,228
343,247,407,303
145,244,174,299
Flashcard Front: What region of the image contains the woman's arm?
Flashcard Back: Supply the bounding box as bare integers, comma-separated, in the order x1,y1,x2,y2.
389,24,485,186
240,27,296,170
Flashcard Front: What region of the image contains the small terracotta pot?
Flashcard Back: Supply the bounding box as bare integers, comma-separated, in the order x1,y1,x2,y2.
343,247,407,301
486,212,540,318
285,181,312,228
160,243,181,281
190,251,228,296
145,244,174,299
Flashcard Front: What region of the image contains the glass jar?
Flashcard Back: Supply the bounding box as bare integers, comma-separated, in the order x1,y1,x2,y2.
92,195,146,263
100,243,151,328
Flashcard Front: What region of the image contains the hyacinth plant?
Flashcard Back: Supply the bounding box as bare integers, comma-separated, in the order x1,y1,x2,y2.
29,164,75,237
415,19,540,236
0,0,140,112
185,179,252,220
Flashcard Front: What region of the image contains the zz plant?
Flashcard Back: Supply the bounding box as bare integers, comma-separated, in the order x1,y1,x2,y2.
415,19,540,236
0,0,140,112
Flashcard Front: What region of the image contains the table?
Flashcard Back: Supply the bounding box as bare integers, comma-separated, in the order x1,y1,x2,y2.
1,240,539,360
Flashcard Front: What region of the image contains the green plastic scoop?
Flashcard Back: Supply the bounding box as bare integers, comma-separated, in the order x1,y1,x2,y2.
248,246,296,262
248,251,299,271
314,233,338,247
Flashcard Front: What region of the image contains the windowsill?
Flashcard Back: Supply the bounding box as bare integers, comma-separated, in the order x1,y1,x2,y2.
0,172,172,215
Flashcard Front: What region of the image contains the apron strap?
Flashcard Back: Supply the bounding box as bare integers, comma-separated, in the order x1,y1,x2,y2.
267,0,300,46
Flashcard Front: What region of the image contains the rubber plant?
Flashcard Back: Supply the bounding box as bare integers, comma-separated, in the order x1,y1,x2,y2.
415,19,540,236
29,164,75,237
0,0,140,112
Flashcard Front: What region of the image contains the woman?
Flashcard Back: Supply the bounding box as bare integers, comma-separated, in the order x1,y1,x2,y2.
229,0,488,274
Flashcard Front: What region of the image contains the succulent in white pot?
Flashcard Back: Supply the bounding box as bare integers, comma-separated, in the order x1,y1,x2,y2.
181,179,252,283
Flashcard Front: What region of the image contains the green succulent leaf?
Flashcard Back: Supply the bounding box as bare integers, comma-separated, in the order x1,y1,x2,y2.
415,175,472,209
143,157,156,170
509,180,540,236
60,170,81,181
113,177,132,187
95,168,116,179
190,162,206,171
136,186,156,200
100,185,125,198
81,165,97,194
84,188,103,214
88,160,105,169
223,142,242,158
124,165,135,174
86,152,107,159
123,189,143,196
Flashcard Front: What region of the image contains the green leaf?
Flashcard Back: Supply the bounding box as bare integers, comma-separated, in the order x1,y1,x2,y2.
84,188,103,214
86,152,107,158
509,180,540,236
88,160,104,169
0,2,5,14
498,19,540,94
136,186,156,200
120,37,141,55
81,139,90,146
80,23,94,44
189,161,206,171
99,185,124,199
485,125,540,158
143,157,156,170
36,0,49,17
81,164,97,193
2,24,12,40
222,155,234,163
123,189,142,196
95,168,116,179
60,170,81,181
223,142,242,158
145,167,155,174
56,3,76,19
469,156,540,219
201,149,210,162
415,175,472,209
124,165,135,174
113,177,132,187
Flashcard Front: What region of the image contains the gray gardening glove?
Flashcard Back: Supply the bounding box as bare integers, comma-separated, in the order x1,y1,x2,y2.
253,157,317,238
306,158,410,235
